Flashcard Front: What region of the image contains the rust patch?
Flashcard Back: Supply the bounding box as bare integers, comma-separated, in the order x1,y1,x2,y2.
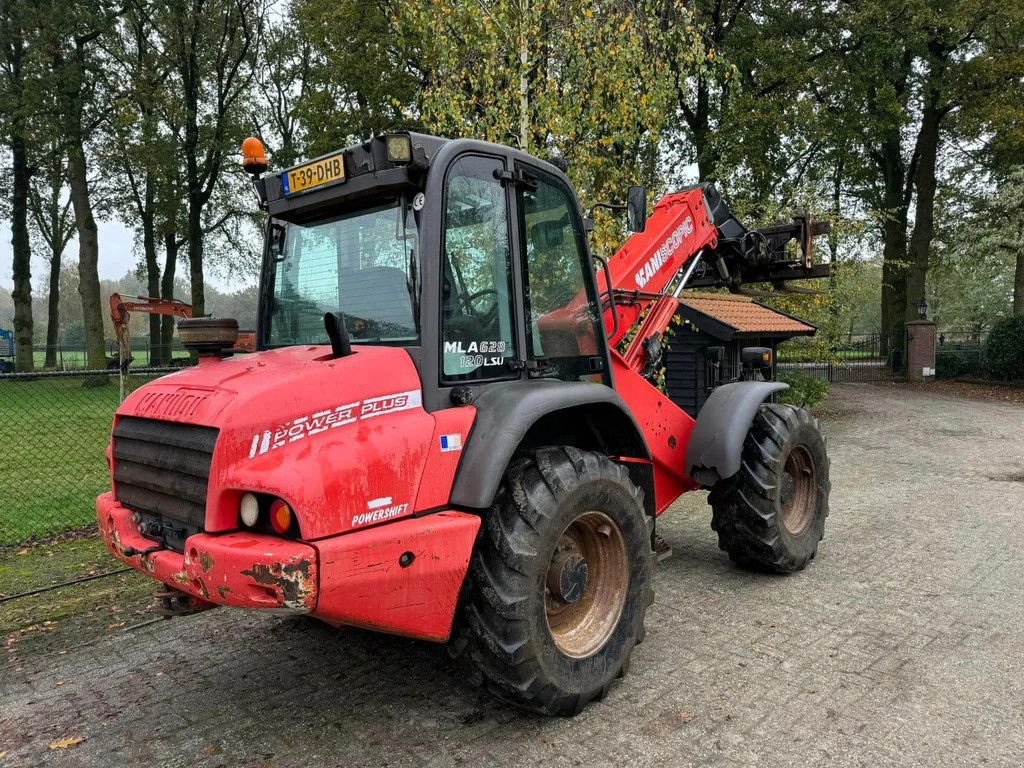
217,585,232,600
241,559,314,610
172,570,189,586
198,551,215,573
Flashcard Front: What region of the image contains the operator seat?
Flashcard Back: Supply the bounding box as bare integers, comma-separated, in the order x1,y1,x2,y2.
338,266,416,338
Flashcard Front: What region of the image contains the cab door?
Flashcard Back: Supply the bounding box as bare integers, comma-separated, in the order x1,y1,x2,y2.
514,163,611,385
439,153,524,385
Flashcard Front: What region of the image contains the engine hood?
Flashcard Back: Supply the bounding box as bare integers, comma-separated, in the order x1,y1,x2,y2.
113,345,441,540
118,345,419,429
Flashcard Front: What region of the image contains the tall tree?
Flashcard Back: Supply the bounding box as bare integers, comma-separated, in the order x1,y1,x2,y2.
156,0,265,317
28,141,75,367
394,0,702,204
0,0,36,371
42,0,119,369
291,0,418,158
105,1,181,363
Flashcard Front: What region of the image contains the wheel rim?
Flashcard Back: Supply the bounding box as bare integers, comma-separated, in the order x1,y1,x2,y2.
779,445,817,535
544,511,629,659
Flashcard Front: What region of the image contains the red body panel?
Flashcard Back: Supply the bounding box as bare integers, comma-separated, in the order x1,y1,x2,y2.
99,494,317,611
315,512,480,641
610,353,698,513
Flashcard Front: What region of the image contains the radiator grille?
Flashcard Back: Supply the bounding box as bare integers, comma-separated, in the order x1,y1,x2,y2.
113,417,219,530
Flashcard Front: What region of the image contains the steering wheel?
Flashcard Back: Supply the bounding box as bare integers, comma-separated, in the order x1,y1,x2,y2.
462,288,499,322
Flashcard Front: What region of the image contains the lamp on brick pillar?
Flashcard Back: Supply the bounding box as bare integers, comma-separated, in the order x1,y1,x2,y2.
906,307,936,383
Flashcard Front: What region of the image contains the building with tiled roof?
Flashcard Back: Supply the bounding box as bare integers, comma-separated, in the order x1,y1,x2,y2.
665,292,816,416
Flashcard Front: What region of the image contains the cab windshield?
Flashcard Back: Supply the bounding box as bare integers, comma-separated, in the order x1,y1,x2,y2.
266,198,419,347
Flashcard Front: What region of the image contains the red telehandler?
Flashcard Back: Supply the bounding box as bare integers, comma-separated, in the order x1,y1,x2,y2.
97,133,831,715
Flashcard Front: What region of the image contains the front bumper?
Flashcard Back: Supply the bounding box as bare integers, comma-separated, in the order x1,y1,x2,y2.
97,493,480,641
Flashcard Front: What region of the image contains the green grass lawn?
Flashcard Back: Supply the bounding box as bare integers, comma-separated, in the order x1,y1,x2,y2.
0,374,164,545
23,347,191,370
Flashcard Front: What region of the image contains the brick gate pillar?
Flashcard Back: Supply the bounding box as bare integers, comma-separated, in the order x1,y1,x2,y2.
905,321,937,381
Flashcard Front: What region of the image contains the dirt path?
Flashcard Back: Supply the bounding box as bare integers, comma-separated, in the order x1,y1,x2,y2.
2,384,1022,767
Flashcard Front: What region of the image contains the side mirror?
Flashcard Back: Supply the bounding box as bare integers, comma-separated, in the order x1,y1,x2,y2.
270,223,287,260
626,185,647,233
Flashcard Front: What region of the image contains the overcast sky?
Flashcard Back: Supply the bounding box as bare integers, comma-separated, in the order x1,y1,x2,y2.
0,217,256,294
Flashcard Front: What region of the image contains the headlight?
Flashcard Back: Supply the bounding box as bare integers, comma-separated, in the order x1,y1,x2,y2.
240,493,260,527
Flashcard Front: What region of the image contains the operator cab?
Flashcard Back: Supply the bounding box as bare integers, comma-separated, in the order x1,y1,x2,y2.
250,132,613,411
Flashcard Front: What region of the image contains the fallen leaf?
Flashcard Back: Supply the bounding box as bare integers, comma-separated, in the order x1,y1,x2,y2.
679,712,691,721
55,681,65,687
202,745,221,755
16,548,28,555
48,736,85,750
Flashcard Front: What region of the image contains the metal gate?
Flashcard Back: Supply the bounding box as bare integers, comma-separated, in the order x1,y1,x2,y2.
777,333,901,383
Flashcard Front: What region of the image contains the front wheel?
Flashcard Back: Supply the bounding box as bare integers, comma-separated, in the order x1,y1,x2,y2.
450,446,653,716
709,404,830,573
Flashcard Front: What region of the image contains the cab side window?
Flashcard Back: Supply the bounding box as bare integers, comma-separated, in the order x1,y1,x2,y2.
441,155,518,381
518,169,605,381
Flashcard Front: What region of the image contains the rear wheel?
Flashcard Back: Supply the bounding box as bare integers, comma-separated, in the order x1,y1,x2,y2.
709,404,830,573
450,446,653,716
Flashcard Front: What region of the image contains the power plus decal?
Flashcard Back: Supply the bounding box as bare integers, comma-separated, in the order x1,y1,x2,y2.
248,389,422,458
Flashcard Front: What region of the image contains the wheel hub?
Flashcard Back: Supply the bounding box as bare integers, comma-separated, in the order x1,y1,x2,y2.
547,550,589,604
544,511,629,659
778,445,817,535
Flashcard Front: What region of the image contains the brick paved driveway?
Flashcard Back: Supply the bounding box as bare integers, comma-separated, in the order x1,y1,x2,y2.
3,384,1023,767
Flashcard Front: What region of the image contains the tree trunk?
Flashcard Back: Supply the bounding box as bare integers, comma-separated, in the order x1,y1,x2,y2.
10,133,34,372
141,175,161,363
160,229,179,355
518,0,529,153
905,68,945,324
1015,249,1024,317
877,131,909,359
68,139,106,369
44,246,61,368
187,198,205,317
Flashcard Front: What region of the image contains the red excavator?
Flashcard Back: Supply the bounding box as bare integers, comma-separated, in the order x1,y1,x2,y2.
109,294,256,371
97,133,831,715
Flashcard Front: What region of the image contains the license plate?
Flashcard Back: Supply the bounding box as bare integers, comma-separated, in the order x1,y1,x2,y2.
283,152,345,195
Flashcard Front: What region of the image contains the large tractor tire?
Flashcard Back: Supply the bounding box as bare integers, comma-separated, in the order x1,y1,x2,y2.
709,403,830,573
450,446,654,716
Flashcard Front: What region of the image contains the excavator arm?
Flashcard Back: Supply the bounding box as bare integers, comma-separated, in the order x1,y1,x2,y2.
109,294,193,370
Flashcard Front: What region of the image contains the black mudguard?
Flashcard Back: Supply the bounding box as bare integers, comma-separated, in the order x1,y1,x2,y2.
684,381,789,487
449,380,650,510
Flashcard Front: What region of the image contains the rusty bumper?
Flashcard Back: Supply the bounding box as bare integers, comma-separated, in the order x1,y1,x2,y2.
96,493,480,642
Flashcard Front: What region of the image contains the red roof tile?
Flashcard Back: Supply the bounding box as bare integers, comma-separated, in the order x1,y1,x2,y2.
678,292,815,335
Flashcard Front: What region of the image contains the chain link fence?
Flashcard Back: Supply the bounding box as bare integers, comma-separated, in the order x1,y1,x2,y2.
0,367,186,549
0,340,191,373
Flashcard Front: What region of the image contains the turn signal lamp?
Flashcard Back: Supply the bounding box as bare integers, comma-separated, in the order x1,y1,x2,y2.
269,498,294,535
385,134,412,164
241,136,268,175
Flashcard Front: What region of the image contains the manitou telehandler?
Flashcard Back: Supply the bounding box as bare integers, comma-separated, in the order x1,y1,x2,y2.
97,132,831,715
